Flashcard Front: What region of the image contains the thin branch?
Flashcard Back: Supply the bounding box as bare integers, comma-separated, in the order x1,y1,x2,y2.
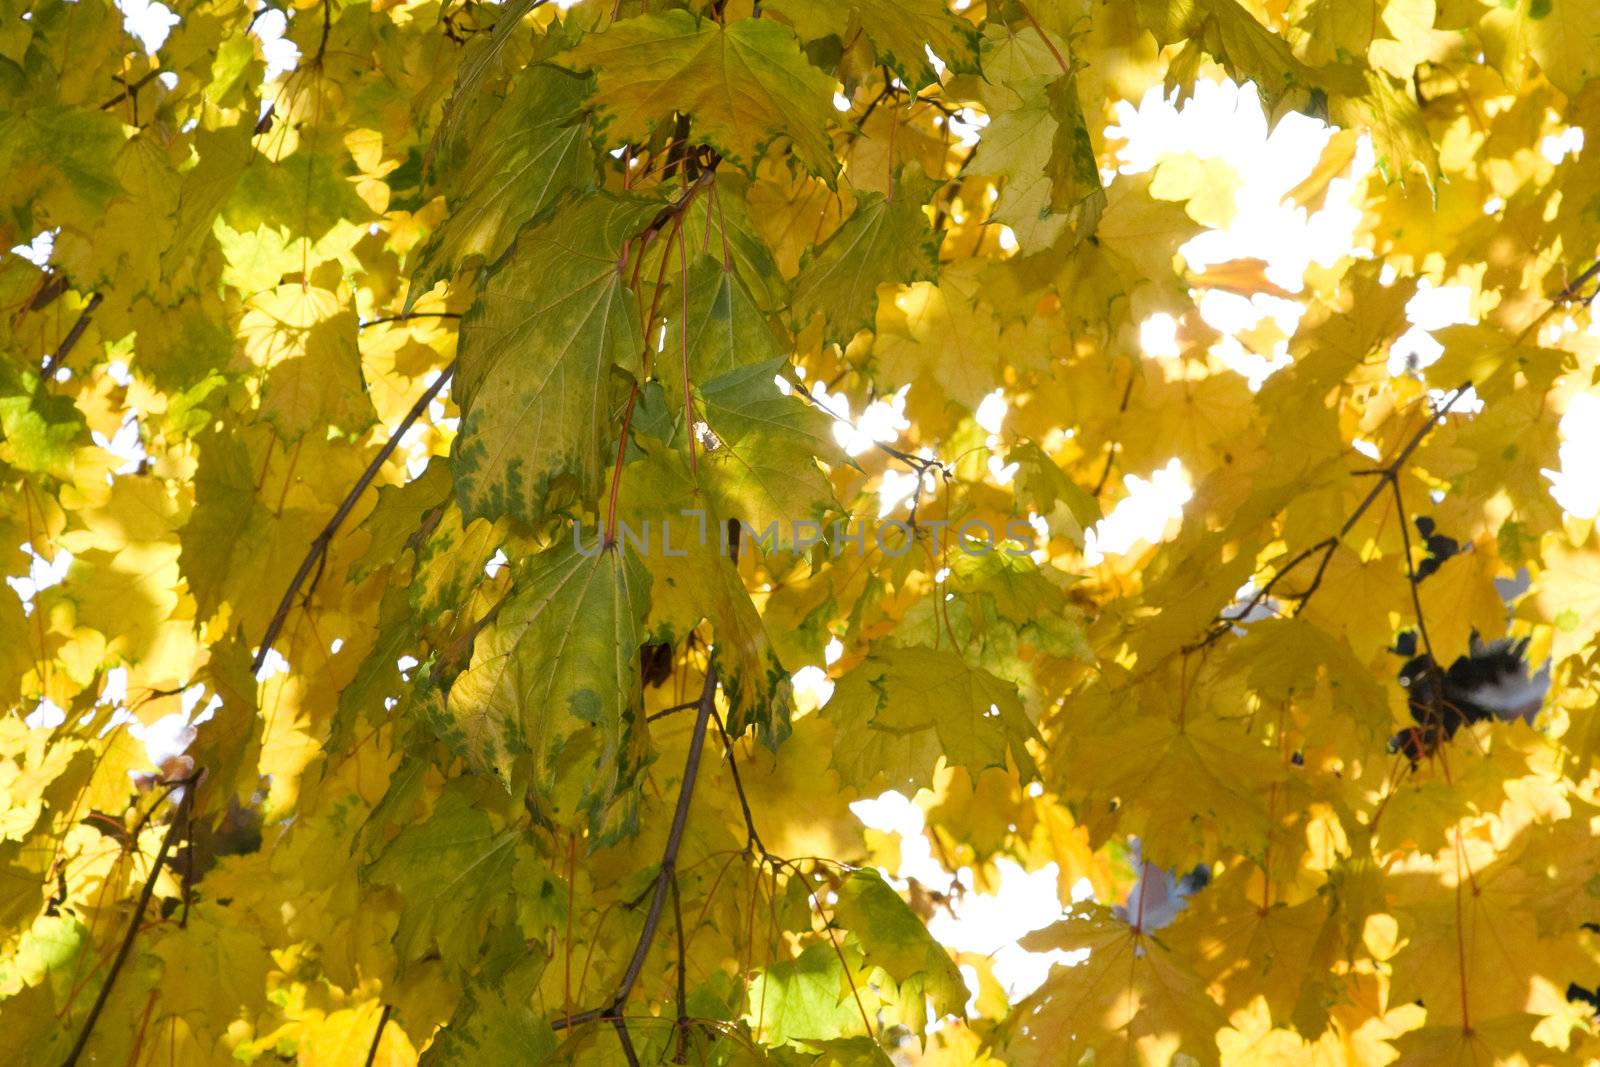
362,1004,392,1067
99,69,163,110
611,1017,642,1067
648,699,701,723
40,293,103,380
62,773,199,1067
680,226,697,476
360,311,463,329
604,386,641,550
551,662,719,1050
792,385,946,477
1188,383,1471,651
252,364,455,673
1016,0,1071,75
710,708,765,858
1390,477,1438,663
1091,365,1138,497
671,872,689,1064
615,666,717,1004
1555,258,1600,305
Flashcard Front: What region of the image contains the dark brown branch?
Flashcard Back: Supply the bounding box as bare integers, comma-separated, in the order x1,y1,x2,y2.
615,666,716,1002
550,662,719,1048
671,872,689,1064
28,274,70,312
710,707,765,858
360,311,463,329
252,364,455,672
99,69,164,110
1556,259,1600,305
647,699,701,722
1189,383,1471,651
62,773,199,1067
362,1004,392,1067
611,1017,642,1067
40,293,103,380
1091,365,1139,497
313,0,333,67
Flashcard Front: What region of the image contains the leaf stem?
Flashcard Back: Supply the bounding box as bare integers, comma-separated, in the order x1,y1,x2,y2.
1016,0,1071,75
604,385,640,550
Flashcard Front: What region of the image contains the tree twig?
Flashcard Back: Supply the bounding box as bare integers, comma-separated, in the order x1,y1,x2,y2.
710,707,765,858
62,773,200,1067
1555,258,1600,305
362,1003,392,1067
360,311,463,329
1189,382,1471,650
40,293,103,380
671,872,689,1064
647,699,701,722
1091,365,1138,497
99,69,164,110
252,364,455,672
549,663,719,1057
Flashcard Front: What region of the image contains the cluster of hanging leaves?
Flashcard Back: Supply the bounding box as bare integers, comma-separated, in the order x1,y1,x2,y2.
5,0,1600,1062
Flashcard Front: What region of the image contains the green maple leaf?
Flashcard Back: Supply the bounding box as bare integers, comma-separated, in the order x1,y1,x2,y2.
419,955,555,1065
442,540,651,838
695,358,843,548
348,458,453,584
365,785,520,969
0,385,85,479
767,0,978,88
824,644,1039,792
177,429,258,622
150,914,273,1019
790,170,940,343
566,10,837,176
746,941,868,1045
835,868,967,1032
965,71,1104,254
658,252,786,408
409,65,595,297
451,193,655,525
614,436,795,745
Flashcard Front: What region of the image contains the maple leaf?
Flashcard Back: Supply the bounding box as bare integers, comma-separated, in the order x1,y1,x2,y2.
966,69,1105,253
1534,536,1600,661
566,10,838,176
999,910,1226,1066
613,437,794,745
443,540,651,836
824,644,1039,792
835,868,967,1032
409,65,595,296
1072,714,1286,868
657,253,786,407
790,169,940,343
767,0,977,89
365,785,521,969
451,194,654,525
694,358,843,546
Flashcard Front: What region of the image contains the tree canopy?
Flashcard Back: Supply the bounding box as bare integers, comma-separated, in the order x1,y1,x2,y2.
2,0,1600,1064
